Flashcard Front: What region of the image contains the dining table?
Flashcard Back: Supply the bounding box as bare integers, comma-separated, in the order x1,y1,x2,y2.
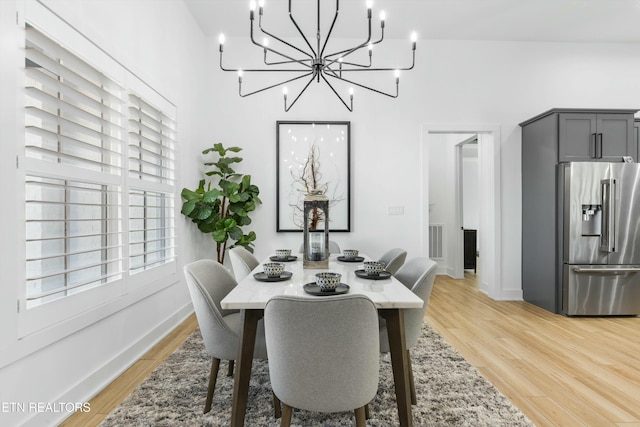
220,252,424,427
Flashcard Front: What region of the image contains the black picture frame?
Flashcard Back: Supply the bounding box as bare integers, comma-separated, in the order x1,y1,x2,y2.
276,121,351,232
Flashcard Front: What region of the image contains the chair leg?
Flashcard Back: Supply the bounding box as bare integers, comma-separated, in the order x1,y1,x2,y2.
227,359,235,377
273,392,282,419
365,403,370,419
280,403,293,427
204,357,220,414
407,349,417,405
354,406,367,427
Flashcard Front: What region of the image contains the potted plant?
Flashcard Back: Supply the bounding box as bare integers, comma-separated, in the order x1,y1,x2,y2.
181,143,261,264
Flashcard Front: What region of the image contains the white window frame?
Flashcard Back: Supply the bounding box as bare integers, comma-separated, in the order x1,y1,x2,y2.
17,1,178,339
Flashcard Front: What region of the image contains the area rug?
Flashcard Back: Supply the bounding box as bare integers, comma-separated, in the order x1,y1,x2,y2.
100,323,534,426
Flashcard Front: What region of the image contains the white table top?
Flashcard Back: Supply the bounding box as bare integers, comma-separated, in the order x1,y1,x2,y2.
221,254,424,310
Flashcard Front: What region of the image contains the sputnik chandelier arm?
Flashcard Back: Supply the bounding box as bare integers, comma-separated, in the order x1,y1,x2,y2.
218,0,417,111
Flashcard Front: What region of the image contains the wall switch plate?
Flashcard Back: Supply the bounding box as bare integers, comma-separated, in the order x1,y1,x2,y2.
388,206,405,215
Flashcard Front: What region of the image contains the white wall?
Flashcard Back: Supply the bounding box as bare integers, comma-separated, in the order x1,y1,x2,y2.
0,1,212,426
204,30,640,300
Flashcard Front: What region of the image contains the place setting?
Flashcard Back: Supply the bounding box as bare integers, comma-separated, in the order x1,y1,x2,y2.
337,249,364,263
253,262,293,282
303,272,350,296
355,261,392,280
269,248,297,262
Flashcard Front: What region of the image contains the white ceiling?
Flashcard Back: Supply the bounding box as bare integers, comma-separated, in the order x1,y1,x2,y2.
184,0,640,43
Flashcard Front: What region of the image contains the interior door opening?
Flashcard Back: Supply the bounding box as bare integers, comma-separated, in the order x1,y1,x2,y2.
421,124,501,299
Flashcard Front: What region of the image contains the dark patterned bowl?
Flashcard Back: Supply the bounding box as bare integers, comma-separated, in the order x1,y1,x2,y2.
315,272,341,291
263,263,284,278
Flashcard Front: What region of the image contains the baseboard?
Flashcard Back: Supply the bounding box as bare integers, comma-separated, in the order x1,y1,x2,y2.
494,288,524,301
24,302,194,427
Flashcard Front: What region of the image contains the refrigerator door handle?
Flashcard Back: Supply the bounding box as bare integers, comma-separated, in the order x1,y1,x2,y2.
573,267,640,274
600,178,616,253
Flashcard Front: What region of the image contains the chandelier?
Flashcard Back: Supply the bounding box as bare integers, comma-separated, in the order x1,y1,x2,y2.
218,0,417,111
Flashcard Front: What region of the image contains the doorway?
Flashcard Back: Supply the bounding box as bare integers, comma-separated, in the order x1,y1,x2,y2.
421,123,502,299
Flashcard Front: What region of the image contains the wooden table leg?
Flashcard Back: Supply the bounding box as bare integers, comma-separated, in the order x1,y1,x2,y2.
230,309,263,427
379,308,413,427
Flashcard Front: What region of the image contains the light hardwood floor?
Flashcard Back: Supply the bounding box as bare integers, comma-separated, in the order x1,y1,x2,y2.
62,273,640,427
428,273,640,427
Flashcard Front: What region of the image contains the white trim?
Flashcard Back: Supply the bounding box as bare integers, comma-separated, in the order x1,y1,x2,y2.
20,302,194,427
3,271,180,367
421,123,506,300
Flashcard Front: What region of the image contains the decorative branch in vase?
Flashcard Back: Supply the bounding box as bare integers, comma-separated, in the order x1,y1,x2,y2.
289,143,344,230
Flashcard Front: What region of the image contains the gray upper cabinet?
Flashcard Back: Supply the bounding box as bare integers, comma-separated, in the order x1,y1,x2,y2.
558,112,636,162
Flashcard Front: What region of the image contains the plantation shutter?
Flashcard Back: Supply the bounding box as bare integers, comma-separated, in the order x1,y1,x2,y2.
24,24,125,308
128,94,176,274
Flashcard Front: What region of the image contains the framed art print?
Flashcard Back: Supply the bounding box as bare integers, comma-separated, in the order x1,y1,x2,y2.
276,121,351,232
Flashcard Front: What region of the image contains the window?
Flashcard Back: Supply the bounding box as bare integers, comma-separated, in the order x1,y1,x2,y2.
128,94,176,274
22,23,176,319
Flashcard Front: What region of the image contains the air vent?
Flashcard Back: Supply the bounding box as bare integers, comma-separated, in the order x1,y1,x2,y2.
429,224,445,260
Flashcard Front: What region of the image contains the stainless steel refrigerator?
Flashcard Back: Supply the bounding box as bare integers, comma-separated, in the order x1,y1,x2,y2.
560,162,640,315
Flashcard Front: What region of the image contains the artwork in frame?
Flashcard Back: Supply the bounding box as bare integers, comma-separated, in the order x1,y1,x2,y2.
276,121,351,232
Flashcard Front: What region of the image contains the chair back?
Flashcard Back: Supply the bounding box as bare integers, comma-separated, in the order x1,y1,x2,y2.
229,246,259,281
264,295,379,413
395,257,438,348
183,259,240,360
378,248,407,275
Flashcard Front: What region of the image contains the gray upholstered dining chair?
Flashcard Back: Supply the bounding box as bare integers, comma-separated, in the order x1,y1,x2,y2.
379,257,438,405
183,259,268,414
228,246,260,281
264,294,380,427
298,240,342,254
377,248,407,275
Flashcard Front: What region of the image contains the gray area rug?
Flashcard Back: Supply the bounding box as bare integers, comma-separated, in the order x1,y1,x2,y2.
100,323,534,426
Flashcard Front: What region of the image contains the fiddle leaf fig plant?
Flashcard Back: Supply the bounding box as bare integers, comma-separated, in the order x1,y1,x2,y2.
181,143,261,264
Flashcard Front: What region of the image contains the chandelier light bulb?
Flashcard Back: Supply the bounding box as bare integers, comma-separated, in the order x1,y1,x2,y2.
258,0,265,7
249,1,257,11
263,37,269,47
349,87,354,96
218,34,226,45
238,69,244,77
368,42,373,51
379,10,386,21
394,69,400,78
338,57,343,63
366,0,373,9
283,87,288,95
410,31,418,42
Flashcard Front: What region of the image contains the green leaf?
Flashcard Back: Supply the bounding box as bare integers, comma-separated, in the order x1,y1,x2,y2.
181,188,200,201
181,200,196,215
222,217,237,230
229,204,247,216
229,227,243,241
212,229,227,242
195,204,213,220
203,189,222,203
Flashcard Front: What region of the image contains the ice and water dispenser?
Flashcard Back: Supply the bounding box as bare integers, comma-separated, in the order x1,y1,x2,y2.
581,204,601,236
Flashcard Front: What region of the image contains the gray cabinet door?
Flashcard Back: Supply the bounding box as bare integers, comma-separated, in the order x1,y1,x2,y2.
559,113,634,162
635,120,640,162
597,114,634,161
558,113,597,162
